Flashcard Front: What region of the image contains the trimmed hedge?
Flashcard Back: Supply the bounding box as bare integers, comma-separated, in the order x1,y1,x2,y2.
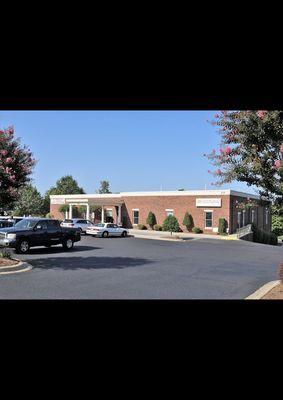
183,212,194,231
162,215,180,233
154,224,163,231
146,211,157,229
137,224,147,230
252,224,278,246
218,218,228,235
192,227,203,234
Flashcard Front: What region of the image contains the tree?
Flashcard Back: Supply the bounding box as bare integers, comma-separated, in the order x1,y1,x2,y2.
12,184,44,216
218,218,228,235
183,212,194,231
206,111,283,203
43,175,85,215
59,204,69,218
97,180,111,194
272,204,283,236
162,215,180,233
146,211,157,229
0,125,36,212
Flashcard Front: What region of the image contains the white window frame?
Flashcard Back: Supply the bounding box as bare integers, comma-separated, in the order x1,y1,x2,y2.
242,209,246,226
265,208,269,225
132,209,139,225
204,210,213,229
166,209,174,216
251,209,255,223
237,211,242,228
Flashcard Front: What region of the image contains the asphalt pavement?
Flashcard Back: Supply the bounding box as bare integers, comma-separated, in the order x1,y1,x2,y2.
0,235,282,299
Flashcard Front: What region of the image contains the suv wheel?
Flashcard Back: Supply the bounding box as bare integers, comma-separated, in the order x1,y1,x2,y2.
62,238,74,250
16,239,30,254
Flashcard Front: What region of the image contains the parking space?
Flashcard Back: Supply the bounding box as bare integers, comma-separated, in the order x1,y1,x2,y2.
0,235,282,299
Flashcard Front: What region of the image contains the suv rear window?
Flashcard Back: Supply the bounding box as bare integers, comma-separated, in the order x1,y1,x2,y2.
64,219,73,223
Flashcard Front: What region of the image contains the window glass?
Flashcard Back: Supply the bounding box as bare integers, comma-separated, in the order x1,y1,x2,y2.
237,211,242,228
166,210,174,216
15,219,38,229
251,209,255,223
64,219,73,223
47,220,59,228
107,224,114,228
205,212,213,228
133,210,139,224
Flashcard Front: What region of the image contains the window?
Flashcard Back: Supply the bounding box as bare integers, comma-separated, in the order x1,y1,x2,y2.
242,210,246,226
166,209,174,216
204,211,213,228
237,211,242,228
133,210,139,224
265,208,269,225
251,209,255,223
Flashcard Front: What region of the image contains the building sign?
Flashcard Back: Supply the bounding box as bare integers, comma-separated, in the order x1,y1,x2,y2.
196,198,222,207
50,198,65,205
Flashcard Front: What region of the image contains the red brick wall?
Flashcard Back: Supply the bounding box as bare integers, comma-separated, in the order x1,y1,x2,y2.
122,195,231,233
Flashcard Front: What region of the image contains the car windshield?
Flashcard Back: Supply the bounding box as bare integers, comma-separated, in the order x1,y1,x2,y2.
14,219,38,229
94,223,105,227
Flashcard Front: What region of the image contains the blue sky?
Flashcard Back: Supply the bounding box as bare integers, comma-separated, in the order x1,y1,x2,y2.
0,111,257,195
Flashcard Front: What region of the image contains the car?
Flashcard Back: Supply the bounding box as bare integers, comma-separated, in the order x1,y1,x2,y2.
86,223,128,238
60,218,94,234
0,218,81,254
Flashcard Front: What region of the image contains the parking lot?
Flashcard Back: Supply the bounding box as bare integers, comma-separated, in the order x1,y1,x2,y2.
0,235,282,299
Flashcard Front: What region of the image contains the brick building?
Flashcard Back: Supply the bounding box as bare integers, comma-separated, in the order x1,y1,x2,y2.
50,189,271,234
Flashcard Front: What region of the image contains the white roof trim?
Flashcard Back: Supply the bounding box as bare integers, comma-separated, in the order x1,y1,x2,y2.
50,189,260,200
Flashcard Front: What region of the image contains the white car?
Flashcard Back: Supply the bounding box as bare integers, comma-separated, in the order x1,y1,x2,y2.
61,218,94,234
86,223,128,238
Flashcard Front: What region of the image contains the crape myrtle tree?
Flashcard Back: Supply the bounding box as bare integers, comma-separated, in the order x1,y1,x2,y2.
205,111,283,204
0,126,36,213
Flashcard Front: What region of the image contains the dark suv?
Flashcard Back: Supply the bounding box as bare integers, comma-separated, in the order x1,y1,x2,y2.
0,218,81,254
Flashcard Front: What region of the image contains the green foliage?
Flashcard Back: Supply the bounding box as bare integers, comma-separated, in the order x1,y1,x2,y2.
252,223,278,246
192,227,203,234
154,224,163,231
46,212,54,219
163,215,180,232
272,205,283,236
97,180,111,194
12,184,45,216
137,224,147,230
218,218,228,235
0,249,12,259
59,204,69,214
146,211,157,229
43,175,85,215
183,212,194,231
207,111,283,203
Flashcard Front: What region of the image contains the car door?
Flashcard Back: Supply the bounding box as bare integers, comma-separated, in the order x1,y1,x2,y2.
111,224,121,236
105,223,115,236
32,221,48,246
47,220,62,244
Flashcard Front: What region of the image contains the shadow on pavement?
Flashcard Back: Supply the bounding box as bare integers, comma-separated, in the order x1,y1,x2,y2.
28,256,154,270
14,245,100,256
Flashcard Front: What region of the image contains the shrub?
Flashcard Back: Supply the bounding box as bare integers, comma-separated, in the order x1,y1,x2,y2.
59,205,69,215
192,227,203,234
252,224,278,246
0,250,12,259
46,213,54,219
183,212,194,231
218,218,228,235
162,215,180,233
154,224,163,231
137,224,147,230
146,211,157,229
272,214,283,236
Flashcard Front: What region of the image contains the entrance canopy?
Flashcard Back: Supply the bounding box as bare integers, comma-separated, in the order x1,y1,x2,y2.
50,194,124,223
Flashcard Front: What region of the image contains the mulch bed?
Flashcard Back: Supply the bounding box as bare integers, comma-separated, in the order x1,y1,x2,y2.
0,258,20,268
262,283,283,300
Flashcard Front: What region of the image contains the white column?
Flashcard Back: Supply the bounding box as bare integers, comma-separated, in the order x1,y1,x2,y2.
86,204,90,221
101,206,105,223
65,210,68,219
118,205,122,225
69,204,73,219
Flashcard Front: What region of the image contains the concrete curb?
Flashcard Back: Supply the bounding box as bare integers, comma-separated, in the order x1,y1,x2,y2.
0,261,33,275
131,234,185,242
245,280,281,300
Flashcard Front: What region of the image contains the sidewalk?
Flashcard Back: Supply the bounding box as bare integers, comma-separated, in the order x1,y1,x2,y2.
129,229,238,241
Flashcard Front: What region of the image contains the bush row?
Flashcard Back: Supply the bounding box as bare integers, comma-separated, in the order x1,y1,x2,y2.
252,224,278,246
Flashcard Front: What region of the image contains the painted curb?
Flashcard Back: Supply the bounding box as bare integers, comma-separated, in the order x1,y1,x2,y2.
245,280,281,300
0,261,33,275
131,234,186,242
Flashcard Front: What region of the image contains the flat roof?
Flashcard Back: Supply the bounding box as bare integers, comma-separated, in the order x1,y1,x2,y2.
50,189,260,200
